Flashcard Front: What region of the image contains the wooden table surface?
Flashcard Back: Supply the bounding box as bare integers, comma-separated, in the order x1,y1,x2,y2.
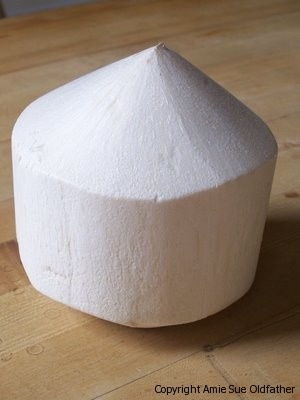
0,0,299,398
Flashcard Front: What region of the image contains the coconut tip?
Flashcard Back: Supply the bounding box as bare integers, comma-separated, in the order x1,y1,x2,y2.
156,42,166,49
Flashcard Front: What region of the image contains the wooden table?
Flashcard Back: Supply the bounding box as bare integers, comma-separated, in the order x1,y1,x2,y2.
0,0,299,398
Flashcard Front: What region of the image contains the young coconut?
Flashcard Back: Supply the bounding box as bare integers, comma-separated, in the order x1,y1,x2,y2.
12,44,277,327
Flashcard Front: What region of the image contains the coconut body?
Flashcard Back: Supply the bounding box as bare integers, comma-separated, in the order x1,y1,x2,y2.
12,45,277,327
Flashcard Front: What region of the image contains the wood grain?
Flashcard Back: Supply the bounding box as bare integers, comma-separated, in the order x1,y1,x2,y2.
0,0,299,399
0,198,15,247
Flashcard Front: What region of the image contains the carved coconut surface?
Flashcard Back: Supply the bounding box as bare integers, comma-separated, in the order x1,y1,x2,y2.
12,44,277,327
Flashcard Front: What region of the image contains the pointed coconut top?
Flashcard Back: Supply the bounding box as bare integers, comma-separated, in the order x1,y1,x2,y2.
13,44,277,201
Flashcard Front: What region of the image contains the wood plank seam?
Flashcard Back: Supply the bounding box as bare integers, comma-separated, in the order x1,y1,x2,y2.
88,349,202,400
86,307,300,399
206,354,249,400
202,304,300,352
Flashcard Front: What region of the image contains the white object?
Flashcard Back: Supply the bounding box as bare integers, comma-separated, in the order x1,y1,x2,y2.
12,44,277,327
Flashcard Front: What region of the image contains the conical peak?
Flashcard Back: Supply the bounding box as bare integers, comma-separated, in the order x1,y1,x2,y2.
111,43,195,89
13,45,277,201
135,42,166,58
147,42,169,60
148,42,166,54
